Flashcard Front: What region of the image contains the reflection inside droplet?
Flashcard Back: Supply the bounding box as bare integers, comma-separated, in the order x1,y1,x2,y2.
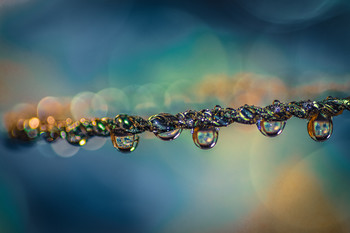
155,128,182,141
192,126,219,149
307,113,333,142
111,132,139,153
257,119,286,137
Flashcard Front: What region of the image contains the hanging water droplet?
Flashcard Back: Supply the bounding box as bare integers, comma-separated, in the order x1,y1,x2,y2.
192,126,219,149
307,113,333,142
111,132,139,153
257,119,286,137
155,128,182,141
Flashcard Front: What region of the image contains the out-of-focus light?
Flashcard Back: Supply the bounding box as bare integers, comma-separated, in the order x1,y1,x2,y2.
235,0,336,25
97,88,130,116
37,96,67,120
51,139,79,158
28,117,39,129
131,84,165,116
82,137,107,151
65,118,73,125
79,139,86,146
70,92,108,120
164,79,195,112
47,116,55,124
16,119,24,130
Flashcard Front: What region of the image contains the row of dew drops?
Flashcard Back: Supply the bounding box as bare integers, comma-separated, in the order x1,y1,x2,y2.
8,91,334,156
112,111,332,153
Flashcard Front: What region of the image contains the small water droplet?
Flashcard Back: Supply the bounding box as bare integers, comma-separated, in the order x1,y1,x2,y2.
307,113,333,142
40,126,60,143
273,100,281,105
23,119,39,139
111,132,139,153
66,134,88,146
239,107,255,120
65,123,89,146
92,119,110,136
192,126,219,149
155,129,182,141
257,120,286,137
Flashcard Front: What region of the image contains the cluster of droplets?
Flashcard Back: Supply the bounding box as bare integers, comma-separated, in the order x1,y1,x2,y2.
5,97,349,153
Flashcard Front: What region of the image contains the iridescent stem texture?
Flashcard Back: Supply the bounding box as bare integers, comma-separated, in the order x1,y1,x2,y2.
6,96,350,152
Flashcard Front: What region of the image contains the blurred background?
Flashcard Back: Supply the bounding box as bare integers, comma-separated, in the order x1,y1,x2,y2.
1,0,350,232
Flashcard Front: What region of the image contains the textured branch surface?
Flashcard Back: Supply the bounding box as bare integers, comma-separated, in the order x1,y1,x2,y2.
5,97,350,151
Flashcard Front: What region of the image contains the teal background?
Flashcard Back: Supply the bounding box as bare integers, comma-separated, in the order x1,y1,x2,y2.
1,0,350,232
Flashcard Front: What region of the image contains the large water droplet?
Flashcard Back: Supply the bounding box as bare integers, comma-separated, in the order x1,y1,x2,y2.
111,132,139,153
192,126,219,150
307,113,333,142
257,119,286,137
155,129,182,141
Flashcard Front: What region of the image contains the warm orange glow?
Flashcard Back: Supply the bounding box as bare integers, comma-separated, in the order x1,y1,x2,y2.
47,116,55,124
29,117,40,129
66,118,73,125
3,72,350,139
16,119,25,130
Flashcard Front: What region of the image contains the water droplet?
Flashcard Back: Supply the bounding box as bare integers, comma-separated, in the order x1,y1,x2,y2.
192,126,219,149
111,132,139,153
91,118,110,136
149,113,179,131
307,113,333,142
40,126,60,143
239,107,255,121
212,108,231,126
23,119,39,139
65,123,89,146
257,119,286,137
273,100,281,105
66,133,88,146
176,110,196,128
155,129,182,141
113,115,145,134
